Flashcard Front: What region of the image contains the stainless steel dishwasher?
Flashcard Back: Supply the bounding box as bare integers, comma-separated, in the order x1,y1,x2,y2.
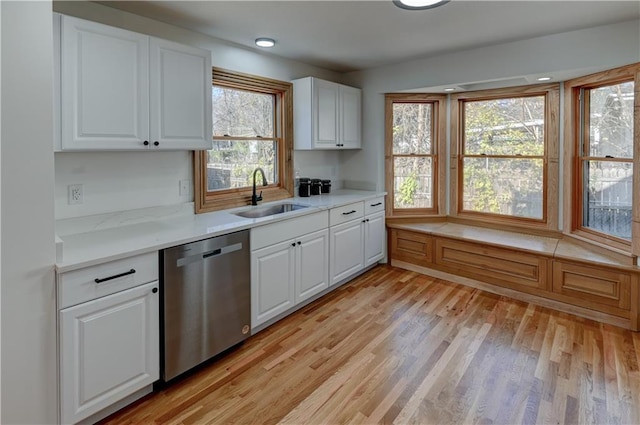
161,229,250,382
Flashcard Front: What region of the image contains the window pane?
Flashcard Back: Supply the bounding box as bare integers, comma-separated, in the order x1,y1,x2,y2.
588,82,634,158
393,157,433,209
392,103,432,154
583,161,632,240
464,96,544,156
206,140,276,191
462,157,543,219
212,87,274,137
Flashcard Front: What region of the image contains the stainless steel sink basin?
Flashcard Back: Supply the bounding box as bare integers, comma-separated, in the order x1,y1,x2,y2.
233,203,308,219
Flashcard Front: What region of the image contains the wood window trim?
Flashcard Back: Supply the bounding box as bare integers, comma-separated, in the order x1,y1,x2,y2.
194,68,294,214
384,93,447,217
563,62,640,254
449,83,560,231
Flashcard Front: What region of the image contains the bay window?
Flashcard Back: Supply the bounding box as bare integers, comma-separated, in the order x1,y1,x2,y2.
451,85,559,229
565,63,639,252
384,94,446,216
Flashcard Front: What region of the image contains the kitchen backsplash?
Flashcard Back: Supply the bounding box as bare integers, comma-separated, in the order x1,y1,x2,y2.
54,149,349,220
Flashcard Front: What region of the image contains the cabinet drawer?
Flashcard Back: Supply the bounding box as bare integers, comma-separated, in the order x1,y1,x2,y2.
251,211,329,251
552,261,631,317
58,252,158,309
434,238,549,293
364,197,385,215
391,229,433,266
329,201,364,226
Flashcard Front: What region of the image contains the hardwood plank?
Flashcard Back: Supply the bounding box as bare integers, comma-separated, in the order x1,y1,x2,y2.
100,265,640,425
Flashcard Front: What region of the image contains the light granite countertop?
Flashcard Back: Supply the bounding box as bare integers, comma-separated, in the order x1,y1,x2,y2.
56,190,385,273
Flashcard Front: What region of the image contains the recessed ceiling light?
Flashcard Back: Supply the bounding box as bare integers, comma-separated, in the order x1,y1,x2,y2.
537,76,552,81
444,88,455,92
255,38,275,48
393,0,449,10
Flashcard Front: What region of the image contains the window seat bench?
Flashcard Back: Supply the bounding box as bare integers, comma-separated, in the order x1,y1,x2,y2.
387,222,640,331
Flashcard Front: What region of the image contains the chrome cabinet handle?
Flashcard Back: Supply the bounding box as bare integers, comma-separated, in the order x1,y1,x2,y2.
94,269,136,284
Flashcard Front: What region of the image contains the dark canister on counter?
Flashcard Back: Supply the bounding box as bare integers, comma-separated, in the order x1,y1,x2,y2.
310,178,322,195
298,178,311,197
321,179,332,194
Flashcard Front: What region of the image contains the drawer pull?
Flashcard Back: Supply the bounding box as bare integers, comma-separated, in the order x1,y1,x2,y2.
370,202,382,207
94,269,136,284
342,210,357,215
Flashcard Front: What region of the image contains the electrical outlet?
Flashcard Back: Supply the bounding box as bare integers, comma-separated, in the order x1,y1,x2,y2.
68,184,83,205
179,180,191,197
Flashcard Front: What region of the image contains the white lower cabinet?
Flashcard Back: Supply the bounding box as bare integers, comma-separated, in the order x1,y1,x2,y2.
329,198,386,286
59,281,159,424
251,239,296,326
329,219,365,286
250,211,330,328
364,211,386,267
250,199,384,328
296,230,330,302
252,228,329,328
57,251,160,424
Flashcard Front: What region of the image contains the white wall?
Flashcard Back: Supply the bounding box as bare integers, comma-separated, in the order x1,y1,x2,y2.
53,1,345,219
1,1,57,424
343,19,640,196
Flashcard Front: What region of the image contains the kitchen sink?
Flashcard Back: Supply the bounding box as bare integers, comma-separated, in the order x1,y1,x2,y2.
233,203,309,219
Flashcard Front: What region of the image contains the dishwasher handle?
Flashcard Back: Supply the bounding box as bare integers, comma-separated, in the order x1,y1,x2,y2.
203,248,221,259
175,242,243,268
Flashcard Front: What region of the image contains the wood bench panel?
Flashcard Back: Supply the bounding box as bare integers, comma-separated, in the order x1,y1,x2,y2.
390,229,433,266
434,238,550,292
552,261,631,317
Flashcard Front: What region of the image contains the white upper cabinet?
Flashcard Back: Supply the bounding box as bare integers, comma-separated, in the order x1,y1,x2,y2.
149,38,212,149
339,85,362,149
313,79,340,147
293,77,362,150
60,16,149,150
58,15,212,151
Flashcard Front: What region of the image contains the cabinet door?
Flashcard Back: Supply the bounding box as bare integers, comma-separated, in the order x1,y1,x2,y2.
364,212,385,267
251,240,296,327
296,229,329,303
60,281,159,424
339,85,362,149
149,38,212,150
61,16,149,150
330,220,364,286
313,79,340,148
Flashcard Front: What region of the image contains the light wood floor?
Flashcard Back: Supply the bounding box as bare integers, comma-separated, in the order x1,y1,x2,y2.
102,265,640,425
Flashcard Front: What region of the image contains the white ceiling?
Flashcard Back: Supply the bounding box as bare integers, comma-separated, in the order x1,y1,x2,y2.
97,1,640,73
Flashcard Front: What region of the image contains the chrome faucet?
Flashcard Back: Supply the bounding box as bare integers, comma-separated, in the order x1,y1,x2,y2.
251,168,268,205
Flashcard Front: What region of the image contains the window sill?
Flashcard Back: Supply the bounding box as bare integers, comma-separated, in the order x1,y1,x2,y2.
195,186,293,214
561,233,636,265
